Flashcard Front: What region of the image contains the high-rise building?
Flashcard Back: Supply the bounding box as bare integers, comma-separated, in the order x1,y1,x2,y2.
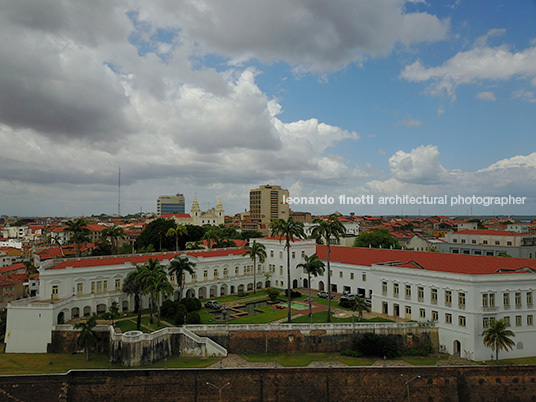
157,193,185,215
249,185,289,234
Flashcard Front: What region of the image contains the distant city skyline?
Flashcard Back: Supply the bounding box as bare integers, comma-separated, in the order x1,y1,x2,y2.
1,1,536,217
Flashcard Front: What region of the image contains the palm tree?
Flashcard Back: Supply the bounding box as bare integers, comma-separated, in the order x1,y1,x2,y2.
65,218,91,258
74,314,100,361
168,256,196,302
101,224,126,255
203,228,220,249
150,270,174,327
482,319,515,362
244,240,267,295
124,265,145,330
167,224,188,252
311,213,346,322
351,297,370,323
270,217,306,323
136,258,166,325
296,254,325,318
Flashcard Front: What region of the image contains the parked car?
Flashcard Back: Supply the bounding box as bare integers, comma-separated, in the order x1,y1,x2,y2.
340,294,356,302
364,299,372,307
205,300,222,310
317,291,334,299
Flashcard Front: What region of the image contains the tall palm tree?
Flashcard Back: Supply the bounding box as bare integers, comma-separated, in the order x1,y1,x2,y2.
151,270,174,326
101,224,126,255
123,268,144,330
296,254,325,318
168,256,196,302
167,224,188,252
74,314,100,361
311,213,346,323
136,258,166,325
482,319,515,362
244,240,267,295
65,218,90,258
270,217,306,323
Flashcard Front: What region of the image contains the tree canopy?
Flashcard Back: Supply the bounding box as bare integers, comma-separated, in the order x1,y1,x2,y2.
353,228,401,249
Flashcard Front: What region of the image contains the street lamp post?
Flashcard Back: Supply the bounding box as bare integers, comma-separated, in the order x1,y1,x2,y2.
206,382,230,402
404,375,421,402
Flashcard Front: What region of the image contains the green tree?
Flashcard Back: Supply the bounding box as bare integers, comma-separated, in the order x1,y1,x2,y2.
351,297,370,323
270,217,306,323
311,214,346,322
353,228,401,249
151,270,174,327
135,218,176,252
101,224,126,255
65,218,91,258
103,302,120,326
168,256,196,302
167,224,188,252
244,240,267,295
74,314,100,361
265,288,280,302
123,265,145,330
202,228,220,249
296,254,325,318
135,258,166,325
482,319,515,362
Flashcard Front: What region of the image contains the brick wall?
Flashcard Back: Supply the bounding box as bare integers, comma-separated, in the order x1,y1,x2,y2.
0,366,535,401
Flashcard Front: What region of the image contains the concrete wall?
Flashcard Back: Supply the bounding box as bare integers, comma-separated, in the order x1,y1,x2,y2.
1,366,536,401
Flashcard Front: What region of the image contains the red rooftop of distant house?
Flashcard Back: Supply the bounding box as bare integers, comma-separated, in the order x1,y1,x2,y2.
316,245,536,275
0,274,28,286
265,235,305,242
50,248,248,270
0,263,25,275
158,213,191,219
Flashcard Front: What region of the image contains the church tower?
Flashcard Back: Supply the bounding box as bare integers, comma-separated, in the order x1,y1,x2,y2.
215,197,225,225
191,196,201,226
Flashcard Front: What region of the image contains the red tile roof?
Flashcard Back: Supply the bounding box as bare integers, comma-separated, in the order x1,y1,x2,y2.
0,263,25,274
0,274,27,286
158,213,191,219
316,245,536,275
265,235,305,242
50,248,247,270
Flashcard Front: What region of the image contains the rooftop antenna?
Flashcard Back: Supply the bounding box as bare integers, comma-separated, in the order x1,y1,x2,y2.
118,167,121,217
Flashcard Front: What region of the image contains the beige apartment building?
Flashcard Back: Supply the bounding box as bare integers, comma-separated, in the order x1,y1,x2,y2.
249,185,289,235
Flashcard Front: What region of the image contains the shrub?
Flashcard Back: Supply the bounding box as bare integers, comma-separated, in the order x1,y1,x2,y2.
238,291,248,297
402,348,429,357
186,311,201,324
265,288,280,302
173,304,188,325
354,333,399,358
341,349,363,358
161,300,178,320
181,297,202,312
339,300,356,308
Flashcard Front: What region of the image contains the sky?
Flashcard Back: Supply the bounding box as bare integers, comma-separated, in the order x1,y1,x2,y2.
1,0,536,218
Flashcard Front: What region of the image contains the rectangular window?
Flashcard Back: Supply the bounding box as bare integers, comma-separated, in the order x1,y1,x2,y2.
52,285,59,299
77,283,83,295
235,267,239,276
445,290,452,306
516,315,522,326
459,316,466,327
204,270,208,280
515,292,522,307
214,269,219,279
350,273,354,280
292,251,295,259
96,281,102,293
431,288,438,304
91,282,95,293
339,271,343,278
504,293,510,307
362,273,367,282
482,294,488,307
528,315,533,326
418,287,424,301
432,311,438,321
393,283,399,297
405,306,412,318
382,281,388,295
103,280,107,292
503,316,510,326
280,266,283,275
458,292,466,308
270,250,274,258
279,251,283,259
419,308,426,318
445,313,452,324
527,292,533,306
115,279,120,290
490,293,495,307
301,250,305,258
483,317,489,328
405,285,412,298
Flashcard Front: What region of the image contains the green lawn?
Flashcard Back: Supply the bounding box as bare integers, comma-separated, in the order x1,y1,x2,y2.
239,353,374,367
114,315,171,333
227,306,296,324
0,352,217,375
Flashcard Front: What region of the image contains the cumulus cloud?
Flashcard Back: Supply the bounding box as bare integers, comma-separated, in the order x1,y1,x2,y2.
388,145,452,184
395,117,423,127
401,45,536,97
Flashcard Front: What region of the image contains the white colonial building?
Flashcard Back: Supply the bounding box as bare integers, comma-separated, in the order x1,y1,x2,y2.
5,238,536,361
